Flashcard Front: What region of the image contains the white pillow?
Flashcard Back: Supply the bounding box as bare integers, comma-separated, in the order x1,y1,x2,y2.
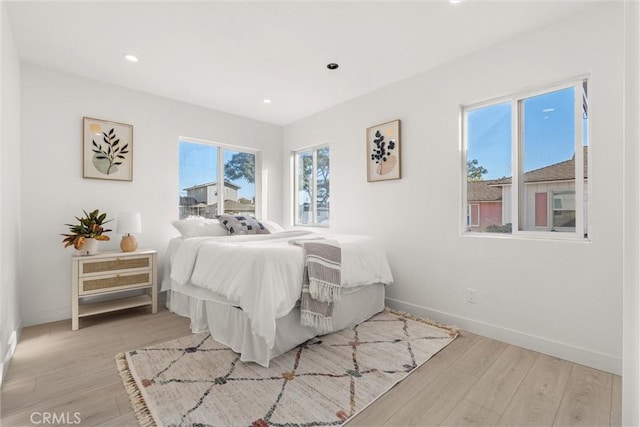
261,220,286,233
171,218,228,238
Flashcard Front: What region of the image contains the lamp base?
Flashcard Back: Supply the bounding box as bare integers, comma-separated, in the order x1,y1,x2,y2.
120,235,138,252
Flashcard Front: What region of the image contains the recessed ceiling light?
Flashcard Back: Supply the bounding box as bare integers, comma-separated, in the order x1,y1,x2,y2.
263,99,272,104
124,54,139,62
327,63,339,70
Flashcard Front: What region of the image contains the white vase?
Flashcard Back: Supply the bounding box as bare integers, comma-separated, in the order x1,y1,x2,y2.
77,237,99,256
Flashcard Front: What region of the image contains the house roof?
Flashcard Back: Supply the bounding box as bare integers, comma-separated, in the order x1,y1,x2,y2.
183,180,242,191
467,180,503,202
492,146,588,185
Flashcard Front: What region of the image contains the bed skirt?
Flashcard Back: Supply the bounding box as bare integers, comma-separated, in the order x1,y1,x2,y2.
167,283,386,367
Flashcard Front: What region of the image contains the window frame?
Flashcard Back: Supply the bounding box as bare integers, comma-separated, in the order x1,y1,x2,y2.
178,136,262,219
462,77,590,241
293,143,330,227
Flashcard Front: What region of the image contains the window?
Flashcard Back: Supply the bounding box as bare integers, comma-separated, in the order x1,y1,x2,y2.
179,139,258,219
467,204,480,228
551,191,576,231
464,79,588,238
294,145,330,226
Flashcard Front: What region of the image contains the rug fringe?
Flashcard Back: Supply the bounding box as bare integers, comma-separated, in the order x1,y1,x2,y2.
115,352,157,427
385,307,462,338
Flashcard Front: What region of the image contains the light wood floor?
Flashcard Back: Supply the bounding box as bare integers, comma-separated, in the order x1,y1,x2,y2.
1,307,621,426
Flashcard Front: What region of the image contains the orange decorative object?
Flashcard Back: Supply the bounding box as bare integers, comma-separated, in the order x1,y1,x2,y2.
120,234,137,252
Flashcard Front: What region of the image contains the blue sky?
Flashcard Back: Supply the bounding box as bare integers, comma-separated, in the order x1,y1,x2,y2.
179,141,255,199
467,86,586,180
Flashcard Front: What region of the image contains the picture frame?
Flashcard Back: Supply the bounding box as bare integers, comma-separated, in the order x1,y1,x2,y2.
367,119,401,182
83,117,133,181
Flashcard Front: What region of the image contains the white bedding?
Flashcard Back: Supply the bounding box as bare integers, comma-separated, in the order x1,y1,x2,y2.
169,230,393,348
167,283,386,367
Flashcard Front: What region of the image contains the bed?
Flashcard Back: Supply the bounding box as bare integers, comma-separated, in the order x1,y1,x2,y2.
161,218,393,367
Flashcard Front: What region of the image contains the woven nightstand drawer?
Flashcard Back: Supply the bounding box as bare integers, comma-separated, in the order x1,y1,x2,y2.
81,256,150,275
80,272,151,295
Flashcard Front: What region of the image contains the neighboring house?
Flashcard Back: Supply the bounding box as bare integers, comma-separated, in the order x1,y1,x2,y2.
208,200,255,216
466,181,503,232
183,181,241,205
179,197,209,218
468,147,588,233
180,181,254,218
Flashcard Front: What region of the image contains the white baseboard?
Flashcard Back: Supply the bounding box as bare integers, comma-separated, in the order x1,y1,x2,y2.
386,297,622,375
1,327,20,385
22,307,70,327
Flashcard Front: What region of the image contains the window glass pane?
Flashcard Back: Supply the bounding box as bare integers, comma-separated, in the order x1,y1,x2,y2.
523,88,576,173
316,147,330,224
466,101,511,233
296,150,313,225
223,150,256,216
179,141,218,219
521,87,576,232
553,192,575,210
552,191,576,229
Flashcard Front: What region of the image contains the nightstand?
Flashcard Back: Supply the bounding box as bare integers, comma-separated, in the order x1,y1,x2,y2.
71,249,157,330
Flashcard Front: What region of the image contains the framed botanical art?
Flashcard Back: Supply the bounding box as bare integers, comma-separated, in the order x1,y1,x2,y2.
367,119,401,182
83,117,133,181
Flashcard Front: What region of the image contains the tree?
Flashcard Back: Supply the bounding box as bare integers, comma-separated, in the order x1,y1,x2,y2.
223,149,330,207
467,159,488,181
315,149,330,206
224,152,255,184
300,149,330,206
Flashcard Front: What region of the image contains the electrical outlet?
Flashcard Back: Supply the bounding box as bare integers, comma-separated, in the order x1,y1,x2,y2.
466,288,478,304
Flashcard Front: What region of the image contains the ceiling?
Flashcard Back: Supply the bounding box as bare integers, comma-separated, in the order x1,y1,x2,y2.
5,1,600,126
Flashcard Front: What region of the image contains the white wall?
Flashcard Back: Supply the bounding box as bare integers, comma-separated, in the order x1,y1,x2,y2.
622,0,640,424
283,4,625,374
20,65,283,326
0,3,22,383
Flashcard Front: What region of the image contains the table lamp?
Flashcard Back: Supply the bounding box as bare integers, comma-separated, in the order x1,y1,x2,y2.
116,212,142,252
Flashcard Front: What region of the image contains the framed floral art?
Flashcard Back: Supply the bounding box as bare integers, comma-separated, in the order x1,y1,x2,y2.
83,117,133,181
367,119,401,182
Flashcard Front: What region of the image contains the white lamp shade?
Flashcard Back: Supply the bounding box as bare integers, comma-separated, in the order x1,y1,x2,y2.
116,212,142,235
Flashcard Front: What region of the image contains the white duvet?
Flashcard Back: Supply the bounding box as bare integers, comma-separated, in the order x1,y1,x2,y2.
169,230,393,348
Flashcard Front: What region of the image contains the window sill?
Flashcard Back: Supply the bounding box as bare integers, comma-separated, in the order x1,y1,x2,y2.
462,230,591,243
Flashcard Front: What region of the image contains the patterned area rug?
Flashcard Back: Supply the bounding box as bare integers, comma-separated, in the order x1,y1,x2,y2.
116,310,458,427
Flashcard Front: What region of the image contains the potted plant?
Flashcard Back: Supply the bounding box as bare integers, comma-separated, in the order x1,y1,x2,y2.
62,209,112,255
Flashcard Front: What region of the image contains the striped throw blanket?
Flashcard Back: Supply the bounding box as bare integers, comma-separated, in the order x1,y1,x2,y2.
294,239,342,332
